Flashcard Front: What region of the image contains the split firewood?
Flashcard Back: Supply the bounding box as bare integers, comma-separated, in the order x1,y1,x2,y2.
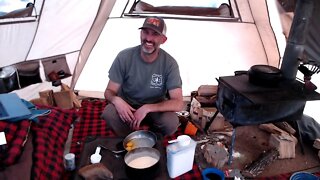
211,131,233,137
197,85,218,97
313,138,320,149
259,123,297,159
242,148,279,178
259,123,293,140
259,123,284,135
274,122,296,135
269,133,297,159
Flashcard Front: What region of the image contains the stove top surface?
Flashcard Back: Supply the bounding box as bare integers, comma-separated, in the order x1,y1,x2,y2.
219,74,320,104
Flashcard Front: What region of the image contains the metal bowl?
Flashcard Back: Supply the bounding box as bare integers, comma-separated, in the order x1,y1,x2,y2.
124,147,160,179
123,130,157,151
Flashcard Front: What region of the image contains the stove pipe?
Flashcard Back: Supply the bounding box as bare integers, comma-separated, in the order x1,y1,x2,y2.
280,0,313,81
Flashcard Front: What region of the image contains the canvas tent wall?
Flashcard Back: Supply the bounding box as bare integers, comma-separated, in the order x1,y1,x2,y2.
75,0,283,98
0,0,116,100
1,0,285,99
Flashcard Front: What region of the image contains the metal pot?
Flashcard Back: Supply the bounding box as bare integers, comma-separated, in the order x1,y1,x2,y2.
235,65,283,87
124,147,160,179
0,66,19,93
123,130,157,151
248,64,283,87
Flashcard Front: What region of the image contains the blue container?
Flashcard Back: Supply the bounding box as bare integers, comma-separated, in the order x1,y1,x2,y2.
290,172,320,180
202,168,225,180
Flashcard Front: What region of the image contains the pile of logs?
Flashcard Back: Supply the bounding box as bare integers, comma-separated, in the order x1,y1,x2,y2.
259,122,297,159
242,122,298,177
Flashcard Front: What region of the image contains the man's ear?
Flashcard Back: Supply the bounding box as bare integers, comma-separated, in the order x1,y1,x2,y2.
161,35,167,44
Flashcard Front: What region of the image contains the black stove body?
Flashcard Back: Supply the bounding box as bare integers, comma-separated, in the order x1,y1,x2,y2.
215,0,320,126
216,74,320,126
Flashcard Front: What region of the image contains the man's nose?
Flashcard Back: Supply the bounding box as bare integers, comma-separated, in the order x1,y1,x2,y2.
145,34,153,41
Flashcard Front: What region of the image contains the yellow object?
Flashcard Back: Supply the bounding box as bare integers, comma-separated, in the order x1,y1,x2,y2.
126,141,134,151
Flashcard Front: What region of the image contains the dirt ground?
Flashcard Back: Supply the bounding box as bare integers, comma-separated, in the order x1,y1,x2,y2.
193,124,320,178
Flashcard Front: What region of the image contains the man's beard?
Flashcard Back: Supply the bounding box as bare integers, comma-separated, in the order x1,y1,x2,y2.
141,40,157,55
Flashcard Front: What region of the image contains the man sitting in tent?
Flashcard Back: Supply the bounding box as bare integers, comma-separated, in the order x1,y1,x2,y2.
101,16,183,137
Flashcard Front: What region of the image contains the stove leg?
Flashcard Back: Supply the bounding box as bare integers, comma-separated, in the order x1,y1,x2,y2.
204,110,219,133
228,128,236,165
295,120,305,155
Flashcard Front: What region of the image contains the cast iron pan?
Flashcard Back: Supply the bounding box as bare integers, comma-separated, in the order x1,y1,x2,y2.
235,65,283,87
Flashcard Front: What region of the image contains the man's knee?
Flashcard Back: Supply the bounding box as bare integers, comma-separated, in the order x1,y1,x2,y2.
157,112,180,136
101,104,117,125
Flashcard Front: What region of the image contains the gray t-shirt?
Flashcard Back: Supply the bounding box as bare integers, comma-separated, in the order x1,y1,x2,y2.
108,45,182,107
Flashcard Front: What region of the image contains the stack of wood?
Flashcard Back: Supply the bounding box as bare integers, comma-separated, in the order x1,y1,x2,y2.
190,85,226,131
313,139,320,159
242,148,279,178
259,122,297,159
243,122,297,178
195,85,217,107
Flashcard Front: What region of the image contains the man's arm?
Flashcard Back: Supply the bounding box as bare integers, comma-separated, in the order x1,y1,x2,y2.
104,80,120,103
137,88,184,113
104,80,136,122
151,88,183,112
131,87,184,130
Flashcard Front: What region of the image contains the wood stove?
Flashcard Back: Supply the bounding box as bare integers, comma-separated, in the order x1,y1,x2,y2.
216,74,320,126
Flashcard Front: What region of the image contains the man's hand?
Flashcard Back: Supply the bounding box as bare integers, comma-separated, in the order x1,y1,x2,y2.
112,96,136,123
130,105,150,130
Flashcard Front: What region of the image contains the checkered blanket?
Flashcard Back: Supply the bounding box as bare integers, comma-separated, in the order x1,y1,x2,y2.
0,120,31,167
66,98,202,180
67,99,320,180
31,106,77,179
3,98,317,179
0,105,77,179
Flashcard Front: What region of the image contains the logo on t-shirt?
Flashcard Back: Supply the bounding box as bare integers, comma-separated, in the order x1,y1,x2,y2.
150,74,162,89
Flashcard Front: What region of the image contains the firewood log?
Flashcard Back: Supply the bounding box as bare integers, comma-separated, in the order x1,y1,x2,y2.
242,149,279,178
274,122,296,135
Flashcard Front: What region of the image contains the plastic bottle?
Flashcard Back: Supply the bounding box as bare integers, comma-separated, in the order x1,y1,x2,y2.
166,135,197,178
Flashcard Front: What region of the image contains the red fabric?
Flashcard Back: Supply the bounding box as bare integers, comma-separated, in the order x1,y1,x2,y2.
0,120,31,167
64,99,320,179
70,99,115,159
66,99,202,179
31,106,77,179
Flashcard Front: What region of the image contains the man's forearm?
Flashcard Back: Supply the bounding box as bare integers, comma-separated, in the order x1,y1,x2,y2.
146,99,184,113
104,89,118,104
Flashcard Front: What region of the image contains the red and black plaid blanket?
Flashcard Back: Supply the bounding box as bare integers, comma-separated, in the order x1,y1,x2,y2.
0,120,31,167
67,99,320,180
66,99,202,180
2,98,319,179
31,106,77,179
0,105,77,179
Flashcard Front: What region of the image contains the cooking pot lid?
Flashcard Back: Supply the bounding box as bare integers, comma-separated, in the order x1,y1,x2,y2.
0,66,16,78
251,65,281,74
